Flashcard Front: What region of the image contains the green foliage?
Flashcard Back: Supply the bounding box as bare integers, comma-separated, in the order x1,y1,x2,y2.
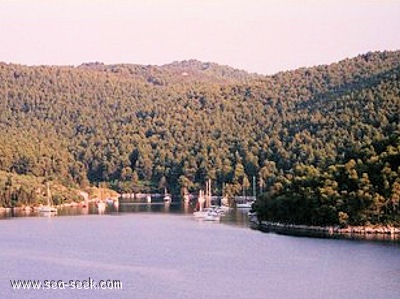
0,171,81,207
255,137,400,226
0,51,399,223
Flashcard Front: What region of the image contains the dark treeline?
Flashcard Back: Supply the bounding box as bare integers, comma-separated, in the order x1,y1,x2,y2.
255,135,399,226
0,51,399,225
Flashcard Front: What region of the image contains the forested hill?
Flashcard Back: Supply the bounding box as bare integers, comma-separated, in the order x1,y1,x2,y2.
77,59,261,85
0,51,399,225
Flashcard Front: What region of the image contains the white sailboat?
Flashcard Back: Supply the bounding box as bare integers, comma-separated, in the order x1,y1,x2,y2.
182,187,190,203
197,189,205,211
192,182,222,221
236,201,254,208
38,182,57,214
163,188,171,203
193,207,213,218
236,176,257,208
203,212,221,221
96,200,106,214
193,207,221,221
113,199,119,210
96,187,106,214
220,183,231,211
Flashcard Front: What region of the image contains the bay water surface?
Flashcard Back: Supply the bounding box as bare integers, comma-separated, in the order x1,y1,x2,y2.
1,204,399,299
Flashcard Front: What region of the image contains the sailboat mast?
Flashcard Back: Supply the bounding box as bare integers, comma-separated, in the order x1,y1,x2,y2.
205,180,209,208
46,182,51,206
209,178,211,203
253,176,256,199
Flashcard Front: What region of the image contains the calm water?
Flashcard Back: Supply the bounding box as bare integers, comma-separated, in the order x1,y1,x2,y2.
1,204,399,299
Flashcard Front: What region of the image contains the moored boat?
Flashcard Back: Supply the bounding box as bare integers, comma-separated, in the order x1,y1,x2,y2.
203,213,221,221
236,202,253,208
193,207,224,219
193,208,213,218
96,201,106,214
38,182,57,215
38,206,57,213
163,188,172,203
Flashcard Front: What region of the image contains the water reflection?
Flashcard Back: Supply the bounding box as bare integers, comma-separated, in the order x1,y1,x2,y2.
2,203,399,243
221,208,251,228
1,202,249,228
183,202,190,214
2,210,399,299
118,202,187,214
113,200,119,211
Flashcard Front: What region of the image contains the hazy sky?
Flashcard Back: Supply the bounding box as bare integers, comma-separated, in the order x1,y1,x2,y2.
1,0,399,74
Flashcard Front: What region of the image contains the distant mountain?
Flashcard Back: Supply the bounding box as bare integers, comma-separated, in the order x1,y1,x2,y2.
1,50,399,225
161,59,260,82
77,58,260,85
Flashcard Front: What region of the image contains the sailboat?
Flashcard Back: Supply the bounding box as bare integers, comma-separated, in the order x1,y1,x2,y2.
236,176,257,208
183,193,190,203
192,181,221,221
182,187,190,203
163,188,171,203
96,187,106,214
38,182,57,214
236,201,254,208
96,200,106,214
220,182,231,211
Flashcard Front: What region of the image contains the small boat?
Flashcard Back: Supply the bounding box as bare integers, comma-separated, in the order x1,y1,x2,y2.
197,190,206,209
38,183,57,215
193,210,207,218
113,200,119,209
236,200,254,208
96,201,106,214
193,208,214,218
163,188,172,203
193,207,222,219
203,213,221,221
210,205,226,215
38,206,57,213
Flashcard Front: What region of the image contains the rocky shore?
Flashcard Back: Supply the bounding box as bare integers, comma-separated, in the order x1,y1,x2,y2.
249,217,400,241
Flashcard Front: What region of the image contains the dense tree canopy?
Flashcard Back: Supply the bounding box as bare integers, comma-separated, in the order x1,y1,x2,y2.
0,51,399,225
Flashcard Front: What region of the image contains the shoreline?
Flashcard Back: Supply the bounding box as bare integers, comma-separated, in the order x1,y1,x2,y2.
0,190,119,215
0,198,99,215
250,217,400,241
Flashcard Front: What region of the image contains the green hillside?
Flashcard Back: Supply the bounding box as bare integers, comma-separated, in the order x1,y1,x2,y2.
0,51,399,224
